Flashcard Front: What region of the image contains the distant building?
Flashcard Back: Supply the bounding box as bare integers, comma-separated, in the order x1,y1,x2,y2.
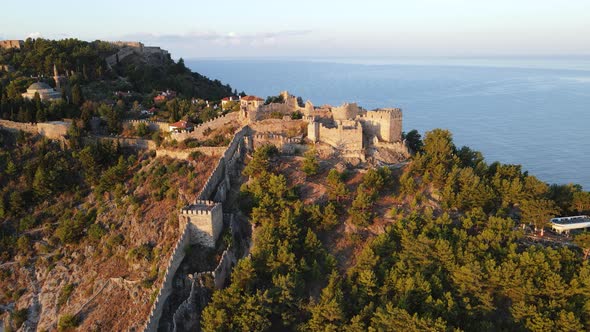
169,120,194,133
154,95,167,103
21,82,61,101
22,64,65,101
239,95,264,119
221,96,239,110
0,40,24,49
550,216,590,234
154,90,177,104
240,95,264,108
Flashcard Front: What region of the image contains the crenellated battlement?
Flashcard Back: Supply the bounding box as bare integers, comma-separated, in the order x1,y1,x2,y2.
360,108,402,119
180,200,221,216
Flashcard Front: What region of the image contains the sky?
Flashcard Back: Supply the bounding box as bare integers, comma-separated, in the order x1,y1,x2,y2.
1,0,589,59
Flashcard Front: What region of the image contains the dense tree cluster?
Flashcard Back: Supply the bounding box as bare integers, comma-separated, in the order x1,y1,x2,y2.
0,38,235,124
202,128,590,331
0,130,126,260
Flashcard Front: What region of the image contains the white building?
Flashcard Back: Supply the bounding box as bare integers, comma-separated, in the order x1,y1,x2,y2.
21,82,62,101
550,215,590,234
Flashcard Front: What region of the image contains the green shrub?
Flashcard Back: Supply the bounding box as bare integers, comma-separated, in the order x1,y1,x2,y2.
57,283,75,306
11,308,28,329
58,314,79,331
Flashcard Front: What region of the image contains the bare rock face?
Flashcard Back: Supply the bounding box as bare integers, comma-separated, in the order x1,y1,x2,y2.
368,146,408,166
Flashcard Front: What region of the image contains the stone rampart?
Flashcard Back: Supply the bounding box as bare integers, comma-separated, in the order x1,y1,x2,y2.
259,102,296,116
171,214,248,331
252,133,303,154
314,122,363,151
122,119,169,133
182,202,223,248
213,249,236,289
332,103,360,121
169,112,239,142
105,47,136,67
0,119,38,134
0,119,71,141
374,140,410,156
171,271,213,332
197,158,226,201
196,126,248,201
37,121,70,140
143,127,249,331
155,146,226,159
84,136,156,150
144,222,191,332
358,108,402,142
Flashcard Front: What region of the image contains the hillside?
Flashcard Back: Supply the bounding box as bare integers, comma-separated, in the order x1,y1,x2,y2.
0,38,234,123
0,130,218,331
201,129,590,331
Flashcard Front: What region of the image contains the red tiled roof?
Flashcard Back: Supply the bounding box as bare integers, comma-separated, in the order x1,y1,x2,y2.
241,95,264,101
169,120,193,129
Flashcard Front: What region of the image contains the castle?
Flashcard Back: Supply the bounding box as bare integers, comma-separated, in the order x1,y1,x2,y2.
105,41,170,67
238,91,406,160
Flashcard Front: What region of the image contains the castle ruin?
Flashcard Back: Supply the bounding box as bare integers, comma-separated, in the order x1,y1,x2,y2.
0,40,24,49
105,41,170,67
237,91,407,161
179,200,223,248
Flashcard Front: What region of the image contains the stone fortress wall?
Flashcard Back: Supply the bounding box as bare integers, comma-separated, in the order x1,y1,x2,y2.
180,201,224,248
331,102,361,121
0,119,70,141
105,41,169,67
169,112,239,142
238,90,406,160
243,91,312,122
155,146,227,159
171,214,244,331
143,126,249,332
122,119,169,133
359,108,402,143
251,132,304,154
308,119,364,151
143,221,192,332
0,40,24,49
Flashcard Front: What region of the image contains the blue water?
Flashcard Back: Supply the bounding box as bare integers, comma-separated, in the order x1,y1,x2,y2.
187,58,590,189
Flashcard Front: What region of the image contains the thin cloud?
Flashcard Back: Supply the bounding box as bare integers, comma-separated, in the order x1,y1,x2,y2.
109,30,314,58
118,30,312,46
26,32,43,39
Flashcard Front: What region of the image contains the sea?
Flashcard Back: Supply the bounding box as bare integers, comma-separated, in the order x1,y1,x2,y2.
187,57,590,189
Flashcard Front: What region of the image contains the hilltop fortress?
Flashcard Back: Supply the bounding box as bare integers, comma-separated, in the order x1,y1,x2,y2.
105,41,170,67
238,91,408,162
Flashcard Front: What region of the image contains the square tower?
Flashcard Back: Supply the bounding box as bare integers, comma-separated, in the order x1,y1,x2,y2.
180,200,223,248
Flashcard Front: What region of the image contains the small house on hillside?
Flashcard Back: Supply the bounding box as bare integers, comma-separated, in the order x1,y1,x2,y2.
221,96,239,110
240,95,264,109
169,120,194,133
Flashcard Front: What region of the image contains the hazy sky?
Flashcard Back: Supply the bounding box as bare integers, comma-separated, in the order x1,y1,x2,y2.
1,0,589,59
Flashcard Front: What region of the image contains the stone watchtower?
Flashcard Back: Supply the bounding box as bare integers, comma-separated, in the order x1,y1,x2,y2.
359,108,403,142
179,200,223,248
